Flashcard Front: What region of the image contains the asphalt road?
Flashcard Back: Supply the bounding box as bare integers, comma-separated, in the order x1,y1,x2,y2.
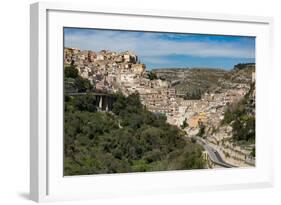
194,136,236,168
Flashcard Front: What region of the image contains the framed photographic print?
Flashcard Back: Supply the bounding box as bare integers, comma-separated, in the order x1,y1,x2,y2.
30,2,274,202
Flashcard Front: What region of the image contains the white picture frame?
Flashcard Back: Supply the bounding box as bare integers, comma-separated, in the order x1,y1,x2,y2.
30,1,274,202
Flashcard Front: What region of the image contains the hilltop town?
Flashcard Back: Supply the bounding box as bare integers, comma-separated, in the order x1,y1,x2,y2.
64,47,255,168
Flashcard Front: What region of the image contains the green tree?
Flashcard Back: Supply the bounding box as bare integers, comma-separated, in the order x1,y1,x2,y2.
64,65,79,78
181,118,188,129
184,89,202,100
147,71,158,80
74,76,93,92
197,121,205,138
250,147,255,157
72,94,97,112
64,92,205,175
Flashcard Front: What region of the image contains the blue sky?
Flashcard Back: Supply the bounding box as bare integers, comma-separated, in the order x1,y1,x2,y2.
64,28,255,70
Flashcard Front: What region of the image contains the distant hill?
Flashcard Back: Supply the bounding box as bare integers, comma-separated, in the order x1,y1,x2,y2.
225,63,255,84
153,67,227,99
153,64,255,99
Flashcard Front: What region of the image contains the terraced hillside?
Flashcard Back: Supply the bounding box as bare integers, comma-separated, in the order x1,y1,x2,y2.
153,64,254,99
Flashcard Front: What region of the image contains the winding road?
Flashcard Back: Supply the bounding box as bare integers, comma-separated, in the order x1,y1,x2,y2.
194,136,236,168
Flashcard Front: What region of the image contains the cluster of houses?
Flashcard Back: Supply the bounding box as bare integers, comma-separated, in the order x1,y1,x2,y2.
64,47,251,130
64,47,255,167
64,47,145,93
64,47,180,119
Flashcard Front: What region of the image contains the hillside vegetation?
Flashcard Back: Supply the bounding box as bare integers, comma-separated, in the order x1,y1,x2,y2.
63,66,205,175
222,82,256,143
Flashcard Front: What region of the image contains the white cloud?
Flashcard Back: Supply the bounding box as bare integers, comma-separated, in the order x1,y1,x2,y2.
64,29,255,59
141,56,174,65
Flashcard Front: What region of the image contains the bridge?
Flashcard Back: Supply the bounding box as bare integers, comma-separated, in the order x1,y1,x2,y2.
66,92,117,111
